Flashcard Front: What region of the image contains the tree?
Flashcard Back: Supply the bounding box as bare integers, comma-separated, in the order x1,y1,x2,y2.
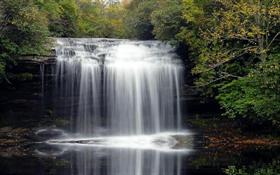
104,4,129,38
76,0,128,38
52,0,79,37
76,0,101,36
124,0,158,39
217,54,280,125
0,0,50,82
151,0,184,42
187,0,280,88
180,0,280,124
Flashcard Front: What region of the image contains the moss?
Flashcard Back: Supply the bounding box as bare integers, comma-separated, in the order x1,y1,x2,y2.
187,118,221,129
54,118,70,127
55,159,69,167
8,73,34,82
188,119,209,128
45,109,53,117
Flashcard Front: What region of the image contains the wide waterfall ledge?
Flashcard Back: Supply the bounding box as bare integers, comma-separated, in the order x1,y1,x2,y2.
50,38,190,153
46,132,193,153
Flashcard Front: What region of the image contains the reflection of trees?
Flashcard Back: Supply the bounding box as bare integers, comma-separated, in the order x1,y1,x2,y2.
190,147,280,171
225,159,280,175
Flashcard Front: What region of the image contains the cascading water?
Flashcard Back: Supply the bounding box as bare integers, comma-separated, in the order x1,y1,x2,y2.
40,38,192,175
55,38,184,137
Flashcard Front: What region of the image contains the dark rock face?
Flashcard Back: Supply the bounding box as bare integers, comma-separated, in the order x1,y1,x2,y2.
0,54,58,129
0,52,69,158
4,55,56,85
180,86,220,121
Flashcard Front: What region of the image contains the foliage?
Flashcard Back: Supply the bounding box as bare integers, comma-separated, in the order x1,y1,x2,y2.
77,1,128,38
9,73,34,82
124,0,185,41
225,160,280,175
124,0,158,39
0,0,50,54
177,0,280,125
34,0,129,38
180,0,280,86
35,0,79,37
151,0,184,42
0,0,50,82
0,0,130,82
76,0,104,37
217,54,280,125
51,0,79,37
104,4,129,38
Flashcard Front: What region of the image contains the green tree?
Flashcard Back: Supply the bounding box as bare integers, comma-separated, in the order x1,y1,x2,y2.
76,0,128,38
53,0,79,37
183,0,280,88
179,0,280,124
0,0,50,82
217,54,280,125
105,4,129,38
124,0,158,39
77,0,101,36
35,0,79,37
151,0,184,42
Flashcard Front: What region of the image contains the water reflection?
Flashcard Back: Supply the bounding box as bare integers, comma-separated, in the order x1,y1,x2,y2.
66,148,186,175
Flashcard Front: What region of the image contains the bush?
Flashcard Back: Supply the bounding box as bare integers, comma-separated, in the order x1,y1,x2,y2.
0,0,50,82
217,54,280,126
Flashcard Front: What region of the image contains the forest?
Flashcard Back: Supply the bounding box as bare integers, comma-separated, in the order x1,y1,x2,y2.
1,0,279,126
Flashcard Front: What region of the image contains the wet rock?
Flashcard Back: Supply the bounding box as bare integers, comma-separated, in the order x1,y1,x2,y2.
173,135,194,149
0,127,13,133
0,127,34,157
35,128,66,139
17,55,56,64
0,127,30,141
83,44,98,52
0,146,29,157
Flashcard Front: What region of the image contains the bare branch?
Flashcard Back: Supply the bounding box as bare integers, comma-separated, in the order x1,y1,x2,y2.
192,75,231,88
220,71,242,78
267,32,280,49
209,52,247,69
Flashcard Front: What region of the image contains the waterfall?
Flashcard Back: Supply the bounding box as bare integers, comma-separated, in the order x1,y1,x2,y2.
40,63,45,97
55,38,183,136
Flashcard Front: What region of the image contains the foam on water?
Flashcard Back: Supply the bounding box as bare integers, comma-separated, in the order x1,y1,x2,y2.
46,132,192,152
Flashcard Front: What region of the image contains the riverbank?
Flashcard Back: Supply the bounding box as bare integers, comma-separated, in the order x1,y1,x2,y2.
188,118,280,151
0,118,279,157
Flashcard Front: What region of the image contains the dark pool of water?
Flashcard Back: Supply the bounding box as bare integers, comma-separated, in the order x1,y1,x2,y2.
0,138,279,175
